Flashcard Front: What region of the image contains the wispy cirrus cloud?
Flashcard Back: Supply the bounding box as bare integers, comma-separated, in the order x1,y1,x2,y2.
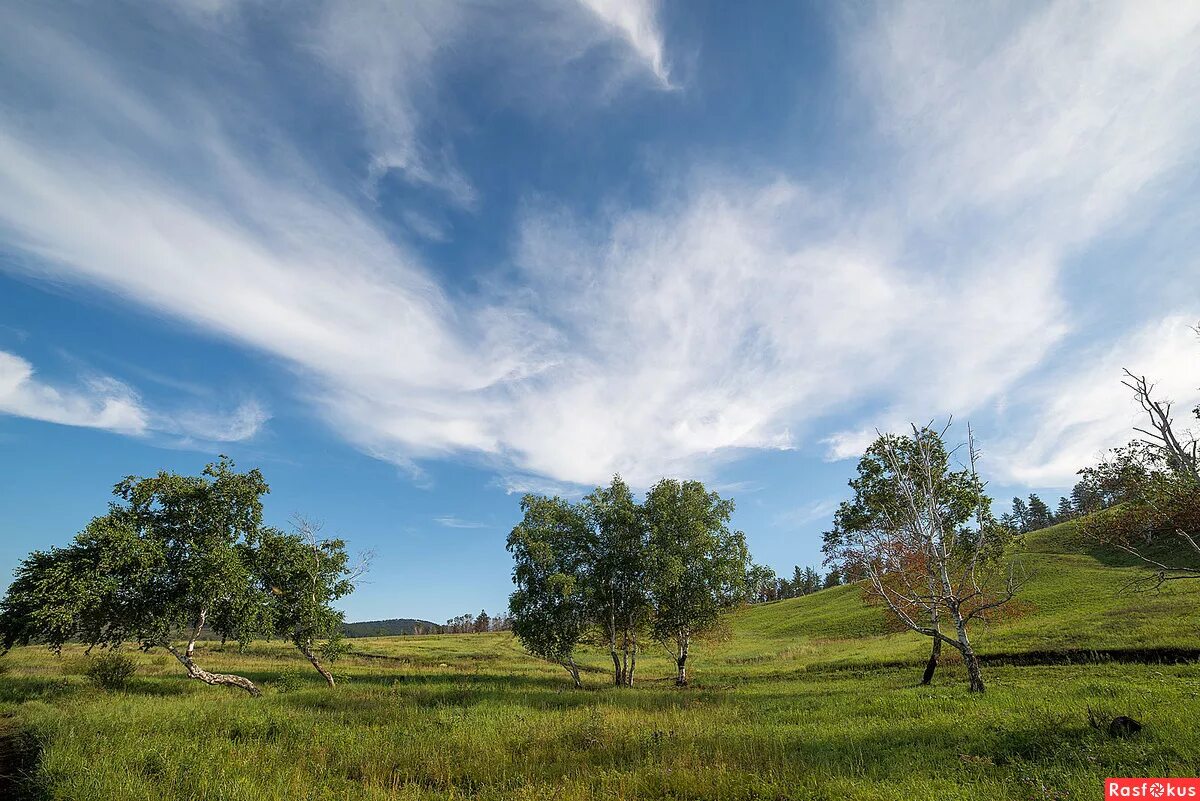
0,350,267,444
577,0,672,87
0,0,1195,493
433,516,489,530
307,0,673,206
0,351,147,435
991,316,1200,487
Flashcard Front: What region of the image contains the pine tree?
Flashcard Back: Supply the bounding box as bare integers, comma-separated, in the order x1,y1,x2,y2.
1055,496,1075,523
1025,494,1053,532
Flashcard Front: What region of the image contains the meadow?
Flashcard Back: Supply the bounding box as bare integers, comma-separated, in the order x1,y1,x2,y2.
2,521,1199,800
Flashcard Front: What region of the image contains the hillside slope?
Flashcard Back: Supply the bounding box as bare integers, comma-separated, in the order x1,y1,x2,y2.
711,519,1200,676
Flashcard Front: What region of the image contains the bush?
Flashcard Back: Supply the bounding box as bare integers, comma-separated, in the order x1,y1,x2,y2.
84,651,138,690
273,667,304,694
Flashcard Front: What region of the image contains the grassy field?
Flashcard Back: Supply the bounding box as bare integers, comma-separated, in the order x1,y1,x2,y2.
2,520,1199,800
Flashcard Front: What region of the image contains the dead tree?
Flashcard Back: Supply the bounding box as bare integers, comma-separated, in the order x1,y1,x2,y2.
1090,363,1200,584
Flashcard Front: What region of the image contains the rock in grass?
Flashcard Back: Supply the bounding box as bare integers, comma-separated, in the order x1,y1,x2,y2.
1109,716,1143,738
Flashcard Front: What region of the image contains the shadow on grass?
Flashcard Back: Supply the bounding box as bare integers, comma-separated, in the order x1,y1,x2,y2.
0,676,79,704
0,717,48,801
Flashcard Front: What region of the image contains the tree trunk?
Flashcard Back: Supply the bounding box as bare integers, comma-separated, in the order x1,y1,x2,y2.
610,648,623,686
674,635,689,687
163,643,262,697
921,636,941,685
954,619,985,693
921,609,942,685
562,657,582,689
625,632,637,687
298,639,336,688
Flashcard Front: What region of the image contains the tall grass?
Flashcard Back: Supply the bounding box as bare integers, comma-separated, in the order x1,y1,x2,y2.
2,520,1198,799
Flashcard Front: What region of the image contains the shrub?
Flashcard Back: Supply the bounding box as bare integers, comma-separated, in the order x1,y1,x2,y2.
84,651,138,690
273,667,304,694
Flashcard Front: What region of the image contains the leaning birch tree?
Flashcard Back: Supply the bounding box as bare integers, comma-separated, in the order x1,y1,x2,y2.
0,458,271,696
506,495,591,688
254,517,370,687
825,423,1020,692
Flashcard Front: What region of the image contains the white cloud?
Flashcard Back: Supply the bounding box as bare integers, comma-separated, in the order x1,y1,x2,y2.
307,0,674,204
577,0,672,87
433,516,488,529
819,0,1200,471
0,350,269,444
772,499,841,529
992,315,1200,486
309,0,476,206
168,400,271,443
848,0,1200,240
0,0,1196,494
0,351,148,435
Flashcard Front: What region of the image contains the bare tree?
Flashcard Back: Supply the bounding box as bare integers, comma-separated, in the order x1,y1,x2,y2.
1122,369,1199,483
1086,354,1200,585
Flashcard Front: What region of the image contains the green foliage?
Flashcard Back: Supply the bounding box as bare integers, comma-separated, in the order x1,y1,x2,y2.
83,651,138,690
582,476,652,679
643,478,750,675
1070,443,1151,515
0,457,272,656
832,426,1015,572
254,523,357,661
319,633,350,664
506,495,591,673
271,667,305,694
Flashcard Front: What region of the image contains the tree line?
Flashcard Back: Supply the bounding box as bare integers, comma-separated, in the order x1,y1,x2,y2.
443,610,512,634
506,476,751,688
0,459,367,695
745,563,841,603
1,328,1193,699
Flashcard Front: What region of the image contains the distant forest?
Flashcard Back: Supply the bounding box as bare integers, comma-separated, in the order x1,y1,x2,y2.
341,618,439,638
342,611,512,638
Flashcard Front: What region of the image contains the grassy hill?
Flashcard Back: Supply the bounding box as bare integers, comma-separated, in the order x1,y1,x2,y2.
717,520,1200,674
1,519,1198,800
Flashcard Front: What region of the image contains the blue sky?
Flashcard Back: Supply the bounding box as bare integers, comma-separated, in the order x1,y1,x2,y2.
1,1,1198,623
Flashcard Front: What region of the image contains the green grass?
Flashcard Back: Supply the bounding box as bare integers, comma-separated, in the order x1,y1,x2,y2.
2,519,1198,799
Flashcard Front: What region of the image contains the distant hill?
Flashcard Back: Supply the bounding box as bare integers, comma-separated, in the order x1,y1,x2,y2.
342,618,440,638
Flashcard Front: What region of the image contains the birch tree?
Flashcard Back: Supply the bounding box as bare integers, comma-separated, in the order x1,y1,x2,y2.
254,517,369,687
824,423,1019,692
506,495,590,688
583,476,650,686
643,479,750,686
0,458,271,696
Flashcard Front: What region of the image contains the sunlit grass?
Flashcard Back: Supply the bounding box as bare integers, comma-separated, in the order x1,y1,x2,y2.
2,519,1199,799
